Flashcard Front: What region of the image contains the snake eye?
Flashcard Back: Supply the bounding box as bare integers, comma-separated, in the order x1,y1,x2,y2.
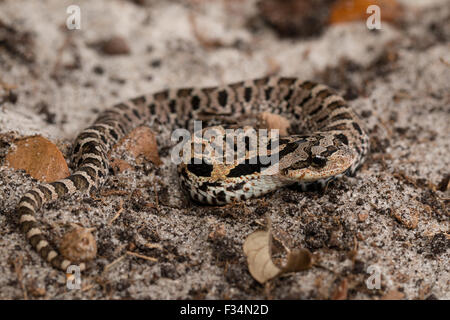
311,155,327,167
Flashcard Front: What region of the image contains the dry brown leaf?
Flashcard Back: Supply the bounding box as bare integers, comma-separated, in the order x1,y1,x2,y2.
282,248,313,273
332,278,349,300
257,112,291,136
391,208,419,230
120,126,161,164
109,158,133,174
243,230,281,284
381,290,405,300
208,224,226,240
27,280,46,298
5,135,70,182
243,229,312,284
111,126,162,173
329,0,402,24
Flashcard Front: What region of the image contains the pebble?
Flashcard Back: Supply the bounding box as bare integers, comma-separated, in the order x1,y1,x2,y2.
101,36,131,55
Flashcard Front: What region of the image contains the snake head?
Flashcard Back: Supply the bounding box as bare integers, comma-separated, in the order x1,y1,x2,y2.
276,134,358,183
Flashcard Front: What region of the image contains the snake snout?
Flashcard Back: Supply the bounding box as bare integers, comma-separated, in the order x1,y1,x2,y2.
280,145,357,183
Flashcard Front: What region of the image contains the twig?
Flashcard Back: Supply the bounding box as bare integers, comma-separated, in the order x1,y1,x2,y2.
103,255,126,273
14,256,28,300
100,190,130,197
51,35,72,78
108,199,124,225
153,181,160,212
126,251,158,262
81,283,95,292
144,243,163,250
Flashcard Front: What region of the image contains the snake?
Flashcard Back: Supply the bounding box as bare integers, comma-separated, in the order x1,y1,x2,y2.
14,76,369,271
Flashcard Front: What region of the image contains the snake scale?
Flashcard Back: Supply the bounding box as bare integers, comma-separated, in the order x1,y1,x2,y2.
15,76,369,271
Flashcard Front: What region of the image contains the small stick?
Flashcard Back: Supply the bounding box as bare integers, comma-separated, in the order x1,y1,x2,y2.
126,251,158,262
108,199,124,225
103,255,126,273
14,256,28,300
144,243,163,250
81,284,95,292
153,182,160,212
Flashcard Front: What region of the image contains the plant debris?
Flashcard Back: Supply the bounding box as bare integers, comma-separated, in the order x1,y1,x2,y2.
329,0,403,25
110,126,162,173
5,135,70,182
59,224,97,263
243,226,312,284
381,289,405,300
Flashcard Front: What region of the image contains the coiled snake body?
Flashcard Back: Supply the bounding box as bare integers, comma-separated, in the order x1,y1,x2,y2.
15,77,369,271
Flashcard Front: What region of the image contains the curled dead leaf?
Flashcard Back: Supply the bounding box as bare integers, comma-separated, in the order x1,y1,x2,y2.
243,229,312,284
243,230,281,284
282,248,313,273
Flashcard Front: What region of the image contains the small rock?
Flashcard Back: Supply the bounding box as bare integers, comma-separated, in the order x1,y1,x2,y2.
6,91,18,104
358,212,368,222
352,259,365,274
92,65,104,75
101,36,130,55
5,135,70,182
430,233,449,255
437,174,449,192
258,0,334,38
150,59,161,68
360,110,372,118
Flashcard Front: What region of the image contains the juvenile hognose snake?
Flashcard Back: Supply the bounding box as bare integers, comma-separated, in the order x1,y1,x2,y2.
15,76,369,271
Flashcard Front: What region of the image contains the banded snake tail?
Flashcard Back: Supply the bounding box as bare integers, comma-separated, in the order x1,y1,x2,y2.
15,76,369,271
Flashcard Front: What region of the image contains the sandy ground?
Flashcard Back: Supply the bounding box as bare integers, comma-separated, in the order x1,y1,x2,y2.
0,0,448,299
